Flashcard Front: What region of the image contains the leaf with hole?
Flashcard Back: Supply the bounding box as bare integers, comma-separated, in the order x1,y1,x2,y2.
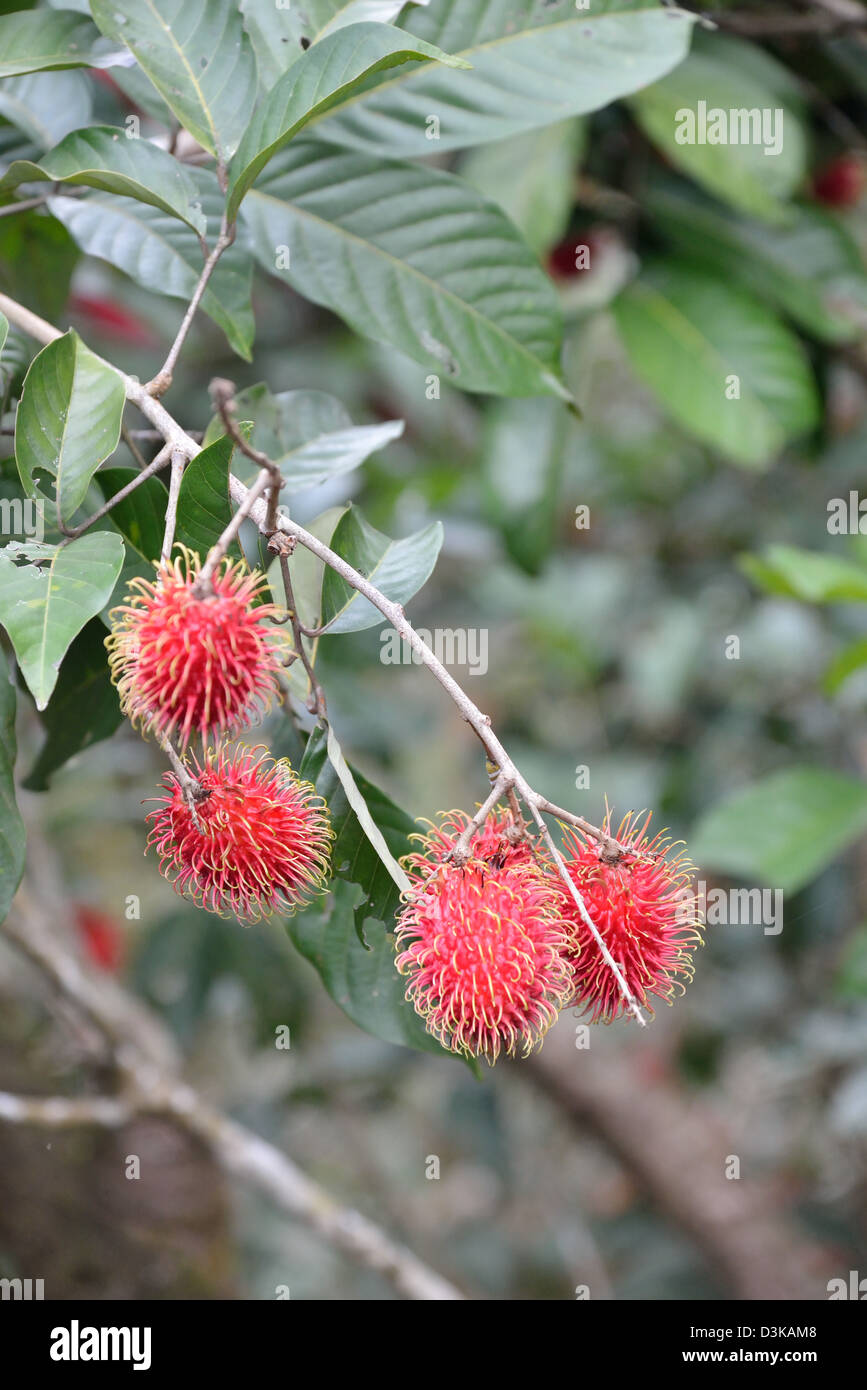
15,331,125,523
0,531,125,709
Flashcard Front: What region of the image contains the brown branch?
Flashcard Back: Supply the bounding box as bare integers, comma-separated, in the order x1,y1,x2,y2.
529,1025,837,1299
275,545,327,719
145,214,237,398
0,289,647,1025
0,885,463,1301
695,0,867,35
160,447,186,565
60,442,172,545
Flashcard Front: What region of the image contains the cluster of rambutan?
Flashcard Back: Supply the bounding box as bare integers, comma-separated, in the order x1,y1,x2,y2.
395,808,703,1063
106,549,334,923
106,550,701,1063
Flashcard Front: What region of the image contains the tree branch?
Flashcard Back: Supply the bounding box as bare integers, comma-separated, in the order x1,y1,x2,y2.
0,886,463,1301
145,214,237,398
0,289,650,1025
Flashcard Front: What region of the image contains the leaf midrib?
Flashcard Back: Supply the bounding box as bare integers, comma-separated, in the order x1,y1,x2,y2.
246,185,562,387
304,4,678,130
624,279,781,438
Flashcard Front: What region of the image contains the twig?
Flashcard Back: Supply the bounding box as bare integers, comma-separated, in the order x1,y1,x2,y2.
121,421,149,471
445,775,510,864
526,804,646,1026
60,442,172,545
0,890,463,1301
156,732,208,831
0,194,52,219
0,1091,132,1127
275,545,327,718
160,447,186,565
193,465,271,595
145,215,237,398
0,289,645,1025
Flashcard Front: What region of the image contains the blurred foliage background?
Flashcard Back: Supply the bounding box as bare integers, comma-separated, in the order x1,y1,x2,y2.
2,0,867,1299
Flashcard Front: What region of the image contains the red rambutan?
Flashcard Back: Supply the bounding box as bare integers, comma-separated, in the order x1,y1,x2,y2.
106,549,288,747
145,744,333,923
395,810,572,1062
557,811,702,1023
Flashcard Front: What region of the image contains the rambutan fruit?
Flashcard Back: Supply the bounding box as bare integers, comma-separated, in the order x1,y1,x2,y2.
106,549,288,747
395,810,572,1062
145,744,333,923
557,811,702,1023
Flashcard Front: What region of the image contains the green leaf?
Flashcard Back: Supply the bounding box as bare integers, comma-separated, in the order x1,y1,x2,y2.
227,20,468,216
173,435,241,562
317,1,424,41
311,0,696,156
0,329,34,412
612,262,819,468
320,503,442,633
266,504,345,632
461,118,585,257
824,638,867,697
240,0,306,91
739,545,867,604
647,180,867,345
0,126,207,235
0,70,93,149
15,331,125,522
0,531,124,709
0,308,7,355
631,31,808,223
481,397,575,575
0,643,25,926
834,925,867,999
241,141,568,399
0,8,109,78
206,383,403,492
289,877,453,1057
48,181,254,360
22,617,123,791
690,768,867,896
299,723,412,927
95,466,168,564
90,0,258,161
